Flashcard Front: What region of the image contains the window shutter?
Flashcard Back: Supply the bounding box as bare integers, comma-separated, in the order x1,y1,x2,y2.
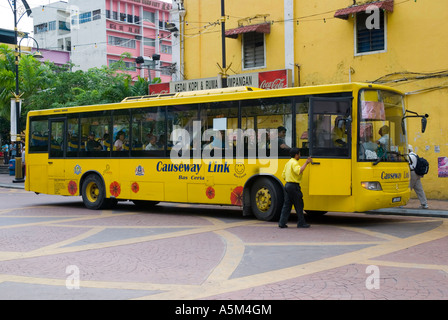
243,32,265,69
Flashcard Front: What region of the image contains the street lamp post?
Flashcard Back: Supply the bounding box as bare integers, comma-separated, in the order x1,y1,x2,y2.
12,0,23,183
10,0,38,183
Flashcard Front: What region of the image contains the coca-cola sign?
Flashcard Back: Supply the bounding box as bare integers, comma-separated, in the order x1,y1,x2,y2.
148,82,170,95
258,70,290,89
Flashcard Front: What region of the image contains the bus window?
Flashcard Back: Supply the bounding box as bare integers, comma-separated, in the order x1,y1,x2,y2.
112,110,130,156
167,104,199,157
49,119,64,158
358,90,408,162
29,117,49,153
66,116,79,157
132,107,166,157
295,99,309,156
199,101,238,158
241,97,292,158
309,97,352,158
79,111,111,157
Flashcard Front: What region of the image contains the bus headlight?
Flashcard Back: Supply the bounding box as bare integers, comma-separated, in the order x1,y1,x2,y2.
361,181,382,191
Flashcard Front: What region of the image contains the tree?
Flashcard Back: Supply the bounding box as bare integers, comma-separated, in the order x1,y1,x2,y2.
0,47,152,141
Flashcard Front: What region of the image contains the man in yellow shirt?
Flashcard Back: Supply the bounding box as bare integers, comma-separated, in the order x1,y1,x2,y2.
278,148,312,228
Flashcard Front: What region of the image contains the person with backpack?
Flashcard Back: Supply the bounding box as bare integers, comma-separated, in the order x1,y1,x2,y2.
408,145,428,209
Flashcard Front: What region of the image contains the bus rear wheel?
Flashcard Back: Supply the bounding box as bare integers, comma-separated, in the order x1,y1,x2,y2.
82,174,110,210
250,178,283,221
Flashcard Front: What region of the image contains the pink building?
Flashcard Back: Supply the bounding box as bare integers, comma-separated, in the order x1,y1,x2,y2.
32,0,173,82
105,0,173,82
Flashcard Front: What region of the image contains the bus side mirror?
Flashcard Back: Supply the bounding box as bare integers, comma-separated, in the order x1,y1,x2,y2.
402,111,429,134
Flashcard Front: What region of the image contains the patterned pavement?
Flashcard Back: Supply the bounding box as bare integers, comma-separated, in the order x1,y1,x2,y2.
0,184,447,300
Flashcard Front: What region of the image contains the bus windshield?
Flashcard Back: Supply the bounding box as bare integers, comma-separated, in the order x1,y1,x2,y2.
358,89,407,163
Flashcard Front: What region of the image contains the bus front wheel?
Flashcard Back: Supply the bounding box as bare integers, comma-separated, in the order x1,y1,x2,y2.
250,177,283,221
82,174,110,210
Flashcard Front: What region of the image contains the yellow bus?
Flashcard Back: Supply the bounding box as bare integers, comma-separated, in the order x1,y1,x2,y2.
25,82,426,221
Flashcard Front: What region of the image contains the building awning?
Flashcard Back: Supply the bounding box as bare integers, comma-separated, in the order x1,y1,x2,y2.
334,0,394,20
225,23,271,39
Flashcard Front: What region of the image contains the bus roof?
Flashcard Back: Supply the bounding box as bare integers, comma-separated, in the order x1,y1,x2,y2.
27,82,404,117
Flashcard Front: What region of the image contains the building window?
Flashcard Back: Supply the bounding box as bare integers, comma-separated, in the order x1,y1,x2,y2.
34,23,48,34
93,9,101,21
108,36,136,49
355,10,386,55
161,44,172,54
144,37,155,47
48,21,56,31
243,32,265,69
143,10,155,23
109,59,137,71
79,12,92,24
59,21,70,31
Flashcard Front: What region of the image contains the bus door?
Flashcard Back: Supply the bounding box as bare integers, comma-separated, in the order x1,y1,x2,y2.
48,118,66,194
308,97,352,196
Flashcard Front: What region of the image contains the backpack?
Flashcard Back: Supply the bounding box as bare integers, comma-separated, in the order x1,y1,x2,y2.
414,154,429,176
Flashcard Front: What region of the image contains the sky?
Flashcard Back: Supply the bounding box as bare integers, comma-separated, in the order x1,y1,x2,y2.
0,0,172,36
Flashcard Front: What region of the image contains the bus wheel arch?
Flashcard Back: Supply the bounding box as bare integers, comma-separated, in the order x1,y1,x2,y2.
244,175,284,221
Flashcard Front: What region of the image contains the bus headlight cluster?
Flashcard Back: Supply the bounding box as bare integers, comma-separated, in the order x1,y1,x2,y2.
361,181,382,191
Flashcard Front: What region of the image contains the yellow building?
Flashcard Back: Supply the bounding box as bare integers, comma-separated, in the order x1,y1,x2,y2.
167,0,448,199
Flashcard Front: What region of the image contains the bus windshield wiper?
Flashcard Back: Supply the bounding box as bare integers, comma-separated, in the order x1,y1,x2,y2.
373,155,385,165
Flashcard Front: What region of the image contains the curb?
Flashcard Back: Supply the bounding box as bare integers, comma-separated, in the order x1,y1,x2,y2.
0,183,25,190
366,208,448,219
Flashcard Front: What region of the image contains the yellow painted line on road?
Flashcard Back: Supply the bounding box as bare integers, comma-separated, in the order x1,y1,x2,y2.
360,259,448,274
0,219,259,262
139,220,448,300
206,230,246,283
0,274,198,293
244,241,385,246
337,226,400,241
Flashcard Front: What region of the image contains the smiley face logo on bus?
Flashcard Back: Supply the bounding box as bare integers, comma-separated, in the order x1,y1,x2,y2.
234,162,246,178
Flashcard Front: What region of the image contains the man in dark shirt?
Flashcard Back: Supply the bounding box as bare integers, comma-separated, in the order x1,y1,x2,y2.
86,132,102,151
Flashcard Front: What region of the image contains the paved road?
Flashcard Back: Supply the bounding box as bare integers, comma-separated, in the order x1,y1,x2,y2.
0,185,447,302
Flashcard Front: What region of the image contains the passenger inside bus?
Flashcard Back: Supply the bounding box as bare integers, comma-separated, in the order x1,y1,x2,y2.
332,116,347,147
277,126,290,155
102,133,110,151
114,131,126,151
145,135,160,150
376,125,389,150
86,132,102,151
359,124,378,160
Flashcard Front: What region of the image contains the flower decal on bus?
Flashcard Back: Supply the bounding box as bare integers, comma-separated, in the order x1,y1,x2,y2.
110,181,121,197
230,186,243,206
68,180,77,195
131,182,140,193
206,186,215,199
